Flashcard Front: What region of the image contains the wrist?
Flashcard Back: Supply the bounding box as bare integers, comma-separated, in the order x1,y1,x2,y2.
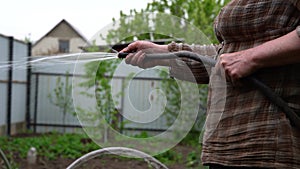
167,41,193,52
249,44,269,71
158,44,169,52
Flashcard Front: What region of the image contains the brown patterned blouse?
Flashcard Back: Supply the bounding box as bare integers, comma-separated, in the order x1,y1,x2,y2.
169,0,300,168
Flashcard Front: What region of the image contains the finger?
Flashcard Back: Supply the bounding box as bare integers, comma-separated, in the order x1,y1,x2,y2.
139,53,152,69
219,57,227,69
125,53,134,64
224,65,233,81
136,52,146,66
130,51,144,66
227,69,242,87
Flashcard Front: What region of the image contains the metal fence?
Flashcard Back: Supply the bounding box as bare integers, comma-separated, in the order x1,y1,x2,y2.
29,71,82,133
0,34,30,136
29,62,170,134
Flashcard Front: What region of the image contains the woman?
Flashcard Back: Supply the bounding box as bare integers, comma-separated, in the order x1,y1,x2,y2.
121,1,300,168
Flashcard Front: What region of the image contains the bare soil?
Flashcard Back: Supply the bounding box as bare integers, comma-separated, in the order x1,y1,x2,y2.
15,154,181,169
14,145,194,169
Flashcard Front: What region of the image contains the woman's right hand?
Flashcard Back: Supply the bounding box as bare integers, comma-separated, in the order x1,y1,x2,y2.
119,41,169,69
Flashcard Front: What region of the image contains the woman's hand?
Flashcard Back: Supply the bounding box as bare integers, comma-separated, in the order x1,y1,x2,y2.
219,48,259,83
220,29,300,83
120,41,169,69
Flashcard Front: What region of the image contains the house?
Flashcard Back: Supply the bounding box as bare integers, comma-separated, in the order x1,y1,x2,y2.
32,19,89,56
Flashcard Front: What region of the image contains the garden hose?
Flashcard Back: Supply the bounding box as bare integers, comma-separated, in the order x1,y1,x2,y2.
119,51,300,129
0,148,12,169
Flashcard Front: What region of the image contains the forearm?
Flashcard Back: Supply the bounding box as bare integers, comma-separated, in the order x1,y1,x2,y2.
167,42,220,57
167,43,220,84
154,43,220,67
141,42,220,84
251,28,300,69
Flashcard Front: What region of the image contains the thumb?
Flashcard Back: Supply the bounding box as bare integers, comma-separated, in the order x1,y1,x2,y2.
119,47,129,53
120,42,139,53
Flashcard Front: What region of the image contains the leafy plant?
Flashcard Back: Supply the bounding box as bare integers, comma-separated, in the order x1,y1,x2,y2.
0,133,100,169
154,149,183,165
133,131,149,138
77,40,127,143
186,150,202,167
48,71,74,133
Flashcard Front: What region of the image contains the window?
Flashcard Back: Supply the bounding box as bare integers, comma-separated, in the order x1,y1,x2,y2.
59,40,70,53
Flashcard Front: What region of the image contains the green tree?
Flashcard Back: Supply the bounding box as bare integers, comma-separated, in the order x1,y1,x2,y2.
48,71,74,133
77,43,124,142
104,0,230,44
146,0,230,42
24,33,32,43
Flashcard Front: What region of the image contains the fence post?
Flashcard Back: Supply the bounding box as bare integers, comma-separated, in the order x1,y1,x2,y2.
7,36,14,136
26,42,32,130
120,77,125,134
33,73,39,133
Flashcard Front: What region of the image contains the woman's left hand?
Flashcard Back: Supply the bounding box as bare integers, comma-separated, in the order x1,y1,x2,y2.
219,28,300,84
219,48,259,83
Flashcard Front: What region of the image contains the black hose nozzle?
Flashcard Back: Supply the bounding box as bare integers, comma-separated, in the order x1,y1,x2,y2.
118,53,130,59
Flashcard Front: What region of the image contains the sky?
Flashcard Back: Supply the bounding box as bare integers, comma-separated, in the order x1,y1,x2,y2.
0,0,153,42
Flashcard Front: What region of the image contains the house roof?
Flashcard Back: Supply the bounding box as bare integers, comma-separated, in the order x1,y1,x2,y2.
33,19,89,47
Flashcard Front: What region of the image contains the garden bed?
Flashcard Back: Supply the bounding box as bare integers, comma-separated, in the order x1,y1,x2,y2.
0,132,204,169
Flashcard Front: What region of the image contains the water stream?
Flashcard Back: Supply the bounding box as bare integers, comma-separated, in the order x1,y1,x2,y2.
0,52,119,71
